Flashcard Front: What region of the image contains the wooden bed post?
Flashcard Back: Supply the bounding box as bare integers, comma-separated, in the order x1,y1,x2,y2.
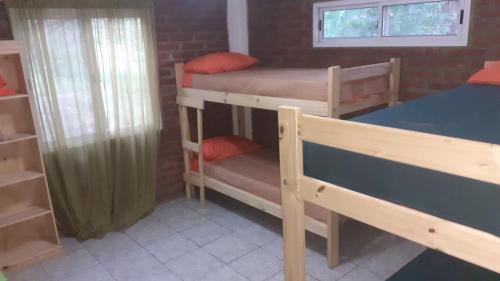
327,212,340,268
327,66,342,118
325,66,342,268
197,108,206,207
279,106,306,281
389,58,401,106
175,63,196,200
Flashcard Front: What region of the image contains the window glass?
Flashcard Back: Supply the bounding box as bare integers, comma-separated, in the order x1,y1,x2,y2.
383,1,461,37
323,7,379,38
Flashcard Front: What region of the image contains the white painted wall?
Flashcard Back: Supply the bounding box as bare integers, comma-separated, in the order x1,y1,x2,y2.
227,0,253,139
227,0,249,54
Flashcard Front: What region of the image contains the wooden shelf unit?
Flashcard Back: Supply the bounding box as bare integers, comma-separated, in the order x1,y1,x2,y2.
0,40,60,271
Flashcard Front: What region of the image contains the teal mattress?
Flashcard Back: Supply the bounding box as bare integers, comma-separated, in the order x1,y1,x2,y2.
303,85,500,236
387,249,499,280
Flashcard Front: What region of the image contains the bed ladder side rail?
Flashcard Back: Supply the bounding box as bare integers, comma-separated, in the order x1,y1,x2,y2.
176,63,206,206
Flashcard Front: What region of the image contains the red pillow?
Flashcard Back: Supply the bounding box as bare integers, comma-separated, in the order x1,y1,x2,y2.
191,136,261,172
183,52,259,74
468,62,500,86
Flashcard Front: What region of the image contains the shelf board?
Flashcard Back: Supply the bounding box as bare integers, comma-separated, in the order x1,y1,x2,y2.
0,94,28,101
0,171,44,188
0,134,36,145
0,240,60,270
0,206,51,229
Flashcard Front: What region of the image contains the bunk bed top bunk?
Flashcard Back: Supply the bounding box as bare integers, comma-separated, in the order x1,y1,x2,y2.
182,66,388,103
176,58,400,118
278,77,500,279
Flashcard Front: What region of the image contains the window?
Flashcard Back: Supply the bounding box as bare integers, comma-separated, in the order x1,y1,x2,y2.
313,0,471,47
10,8,160,149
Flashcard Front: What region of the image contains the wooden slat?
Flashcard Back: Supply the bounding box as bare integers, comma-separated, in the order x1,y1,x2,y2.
299,116,500,186
184,173,327,237
279,107,306,281
0,240,60,271
0,134,36,145
176,95,204,109
341,62,391,83
182,141,199,153
182,88,330,116
0,206,50,229
299,176,500,273
338,94,390,116
0,171,44,188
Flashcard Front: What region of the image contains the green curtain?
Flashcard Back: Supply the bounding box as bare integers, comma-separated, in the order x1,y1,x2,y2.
8,0,161,240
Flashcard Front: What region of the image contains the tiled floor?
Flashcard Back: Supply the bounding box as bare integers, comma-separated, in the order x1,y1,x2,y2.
6,193,425,281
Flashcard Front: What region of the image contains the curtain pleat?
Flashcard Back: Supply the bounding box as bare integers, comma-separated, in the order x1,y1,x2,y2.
9,2,161,240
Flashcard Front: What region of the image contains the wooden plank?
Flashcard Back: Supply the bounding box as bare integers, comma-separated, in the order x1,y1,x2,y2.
0,240,60,271
184,173,327,237
278,107,306,281
176,95,204,110
340,62,391,83
0,134,36,145
182,141,199,153
299,116,500,186
340,76,389,102
0,206,50,229
182,88,330,116
299,176,500,273
338,94,390,116
0,171,44,188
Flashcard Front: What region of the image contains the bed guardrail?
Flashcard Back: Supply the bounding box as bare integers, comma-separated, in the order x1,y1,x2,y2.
278,106,500,281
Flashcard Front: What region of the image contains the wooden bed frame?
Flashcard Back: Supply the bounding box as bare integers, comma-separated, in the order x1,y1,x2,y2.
176,58,401,268
278,104,500,281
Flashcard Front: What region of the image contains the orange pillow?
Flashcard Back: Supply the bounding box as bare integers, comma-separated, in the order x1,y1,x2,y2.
183,52,259,74
0,74,6,88
468,62,500,86
191,136,261,172
182,72,193,88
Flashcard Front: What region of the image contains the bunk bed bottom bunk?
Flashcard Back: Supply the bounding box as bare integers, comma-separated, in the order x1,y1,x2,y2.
387,250,499,281
203,149,329,224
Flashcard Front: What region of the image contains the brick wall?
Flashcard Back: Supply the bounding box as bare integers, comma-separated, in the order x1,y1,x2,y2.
248,0,500,148
0,1,231,201
154,0,232,201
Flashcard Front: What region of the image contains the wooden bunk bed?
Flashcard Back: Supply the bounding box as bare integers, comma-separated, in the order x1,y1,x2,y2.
175,58,401,267
278,62,500,281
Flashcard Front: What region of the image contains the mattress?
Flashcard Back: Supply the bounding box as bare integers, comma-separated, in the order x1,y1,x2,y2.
387,249,499,280
184,67,386,103
304,84,500,236
204,149,330,223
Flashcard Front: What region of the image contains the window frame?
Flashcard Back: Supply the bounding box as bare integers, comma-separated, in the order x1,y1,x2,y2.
313,0,471,48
